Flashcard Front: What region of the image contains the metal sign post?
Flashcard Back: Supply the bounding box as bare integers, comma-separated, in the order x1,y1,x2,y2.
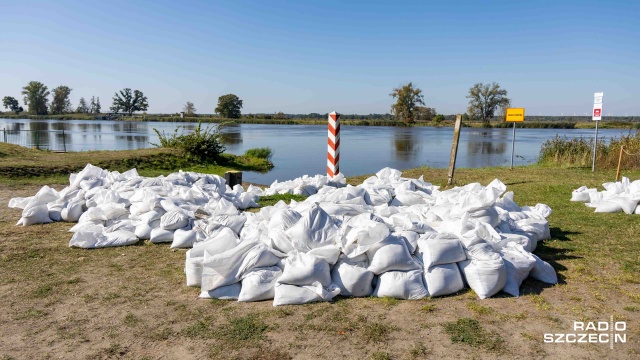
592,92,604,172
505,108,525,169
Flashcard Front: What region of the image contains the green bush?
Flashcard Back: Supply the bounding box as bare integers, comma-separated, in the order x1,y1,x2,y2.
152,121,226,162
245,147,273,160
434,114,445,123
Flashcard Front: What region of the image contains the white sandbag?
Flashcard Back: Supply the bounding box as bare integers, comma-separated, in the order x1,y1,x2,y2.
171,229,197,248
308,245,341,265
594,201,623,213
367,236,419,274
201,241,260,291
372,269,428,300
19,205,52,226
363,186,395,206
160,210,191,230
395,231,420,254
237,244,282,276
136,209,166,224
339,218,390,258
211,214,247,235
199,283,242,300
417,233,466,268
331,259,374,297
273,282,340,306
47,203,63,222
69,230,138,249
465,242,501,261
458,258,507,299
284,204,339,251
570,186,593,202
150,227,175,243
608,197,639,215
489,233,534,253
500,243,536,297
238,266,282,302
268,209,302,230
191,227,240,258
391,191,428,206
185,254,204,287
134,219,160,240
469,207,500,228
424,263,465,297
61,199,85,222
277,252,331,287
529,254,558,284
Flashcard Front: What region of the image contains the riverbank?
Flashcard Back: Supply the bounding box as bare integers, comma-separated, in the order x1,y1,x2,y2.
2,114,639,129
1,163,639,359
0,142,272,185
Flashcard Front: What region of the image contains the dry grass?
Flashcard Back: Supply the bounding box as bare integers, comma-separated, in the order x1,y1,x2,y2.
1,166,640,358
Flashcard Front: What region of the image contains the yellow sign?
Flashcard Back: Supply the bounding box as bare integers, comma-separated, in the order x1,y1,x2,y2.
505,108,525,122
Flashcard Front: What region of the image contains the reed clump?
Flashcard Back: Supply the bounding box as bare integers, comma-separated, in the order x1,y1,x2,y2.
538,132,640,169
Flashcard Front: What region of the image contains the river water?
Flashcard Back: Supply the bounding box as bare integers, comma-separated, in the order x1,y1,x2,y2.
0,119,633,184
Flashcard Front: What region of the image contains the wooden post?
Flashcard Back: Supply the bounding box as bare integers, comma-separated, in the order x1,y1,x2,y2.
615,145,624,182
225,171,243,188
447,114,463,186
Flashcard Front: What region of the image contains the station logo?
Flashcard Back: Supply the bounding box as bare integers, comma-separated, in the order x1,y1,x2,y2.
544,316,626,349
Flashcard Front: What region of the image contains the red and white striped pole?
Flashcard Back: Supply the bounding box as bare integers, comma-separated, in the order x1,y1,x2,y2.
327,111,340,178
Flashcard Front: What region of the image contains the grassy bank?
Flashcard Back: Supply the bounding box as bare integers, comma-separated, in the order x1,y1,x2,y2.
1,165,639,359
0,142,272,185
539,132,640,169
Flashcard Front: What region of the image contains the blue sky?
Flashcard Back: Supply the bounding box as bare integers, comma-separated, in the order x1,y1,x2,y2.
1,0,638,115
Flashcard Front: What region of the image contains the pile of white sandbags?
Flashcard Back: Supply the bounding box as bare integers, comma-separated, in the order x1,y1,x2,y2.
571,177,640,214
186,168,557,304
8,165,558,304
8,164,266,248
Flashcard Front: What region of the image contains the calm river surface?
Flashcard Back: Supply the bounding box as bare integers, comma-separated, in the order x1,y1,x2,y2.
0,119,633,184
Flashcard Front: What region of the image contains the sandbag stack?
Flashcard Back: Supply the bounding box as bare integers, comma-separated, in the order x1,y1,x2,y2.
8,164,558,304
571,177,640,214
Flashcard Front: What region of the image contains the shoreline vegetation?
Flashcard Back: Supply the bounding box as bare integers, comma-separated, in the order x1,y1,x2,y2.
1,113,640,129
0,142,273,184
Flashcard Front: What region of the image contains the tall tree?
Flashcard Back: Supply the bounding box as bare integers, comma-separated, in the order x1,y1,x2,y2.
390,82,425,123
3,96,23,114
76,97,89,113
89,96,96,113
110,88,148,115
215,94,243,119
414,106,437,121
95,97,101,113
183,101,196,115
49,85,73,114
21,81,50,115
466,82,510,127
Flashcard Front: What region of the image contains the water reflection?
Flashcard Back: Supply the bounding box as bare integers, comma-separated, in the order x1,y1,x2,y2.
77,123,102,132
393,127,420,161
29,122,50,149
116,135,149,149
51,122,71,131
221,124,243,145
111,122,148,134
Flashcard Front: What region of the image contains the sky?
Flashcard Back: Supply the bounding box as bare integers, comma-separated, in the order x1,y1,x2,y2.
1,0,638,116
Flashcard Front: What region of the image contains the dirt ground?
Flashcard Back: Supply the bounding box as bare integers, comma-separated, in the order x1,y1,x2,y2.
1,178,639,360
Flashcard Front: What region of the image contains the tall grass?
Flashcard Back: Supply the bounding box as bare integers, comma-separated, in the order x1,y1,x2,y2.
538,132,640,169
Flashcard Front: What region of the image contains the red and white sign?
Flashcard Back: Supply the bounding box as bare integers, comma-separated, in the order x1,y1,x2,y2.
592,92,603,121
